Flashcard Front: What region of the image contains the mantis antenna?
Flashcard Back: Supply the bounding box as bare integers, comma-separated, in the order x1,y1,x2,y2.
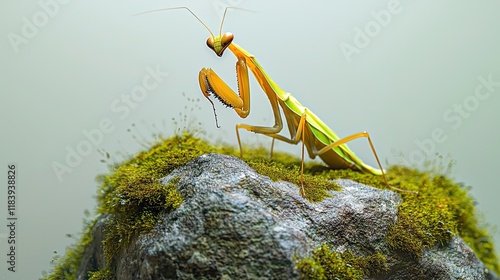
133,6,253,36
133,7,215,38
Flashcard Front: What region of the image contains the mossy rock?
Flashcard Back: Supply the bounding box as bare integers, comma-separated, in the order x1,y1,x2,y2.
42,133,499,280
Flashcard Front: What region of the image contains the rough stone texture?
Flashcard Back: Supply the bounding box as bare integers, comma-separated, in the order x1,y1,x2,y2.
77,153,498,280
77,215,109,280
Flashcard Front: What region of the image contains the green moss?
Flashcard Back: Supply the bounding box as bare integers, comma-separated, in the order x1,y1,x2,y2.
44,133,212,279
296,244,387,280
385,166,499,272
93,133,213,278
312,165,500,275
43,133,499,279
244,153,340,202
41,212,95,280
86,269,113,280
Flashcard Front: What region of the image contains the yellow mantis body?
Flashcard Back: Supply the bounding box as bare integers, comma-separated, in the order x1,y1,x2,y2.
136,7,409,193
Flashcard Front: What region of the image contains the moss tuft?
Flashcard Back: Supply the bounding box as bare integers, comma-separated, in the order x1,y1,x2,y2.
86,269,113,280
296,244,387,280
244,155,340,202
314,165,499,274
44,133,214,279
93,133,213,278
41,213,95,280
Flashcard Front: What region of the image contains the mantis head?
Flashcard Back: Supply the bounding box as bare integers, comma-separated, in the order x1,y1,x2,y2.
206,32,234,57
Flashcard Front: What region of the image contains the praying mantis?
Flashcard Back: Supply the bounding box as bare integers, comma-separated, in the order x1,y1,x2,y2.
136,7,410,193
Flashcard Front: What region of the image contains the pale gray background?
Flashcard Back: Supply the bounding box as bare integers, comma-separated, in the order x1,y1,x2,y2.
1,0,499,279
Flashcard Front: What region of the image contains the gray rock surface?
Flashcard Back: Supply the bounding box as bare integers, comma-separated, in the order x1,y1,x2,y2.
77,215,108,280
77,153,498,279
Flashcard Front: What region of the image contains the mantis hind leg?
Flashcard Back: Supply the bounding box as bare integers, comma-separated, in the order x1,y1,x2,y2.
315,132,414,193
246,112,309,195
263,116,414,193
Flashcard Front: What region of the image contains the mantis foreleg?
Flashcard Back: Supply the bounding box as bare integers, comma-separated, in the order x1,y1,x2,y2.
199,55,285,157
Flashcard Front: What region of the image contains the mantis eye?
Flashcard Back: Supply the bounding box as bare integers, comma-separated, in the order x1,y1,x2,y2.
206,37,215,50
221,32,234,47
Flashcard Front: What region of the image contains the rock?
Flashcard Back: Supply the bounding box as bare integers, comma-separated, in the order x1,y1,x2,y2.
420,237,497,279
77,153,498,279
77,215,109,280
